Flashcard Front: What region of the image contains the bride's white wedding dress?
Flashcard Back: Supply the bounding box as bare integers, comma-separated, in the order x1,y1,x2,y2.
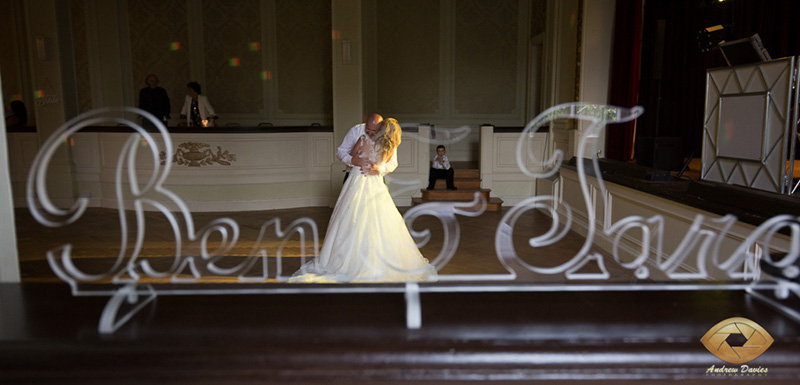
290,136,437,283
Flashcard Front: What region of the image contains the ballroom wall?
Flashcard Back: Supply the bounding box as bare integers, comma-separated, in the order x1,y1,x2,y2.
0,1,29,114
1,0,589,214
2,0,546,126
363,0,536,124
2,0,548,161
363,0,542,161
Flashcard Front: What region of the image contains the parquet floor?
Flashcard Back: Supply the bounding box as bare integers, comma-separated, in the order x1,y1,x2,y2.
14,204,636,283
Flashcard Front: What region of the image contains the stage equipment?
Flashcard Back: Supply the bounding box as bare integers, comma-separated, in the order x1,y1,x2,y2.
636,136,683,171
718,33,771,66
697,24,728,53
702,57,798,194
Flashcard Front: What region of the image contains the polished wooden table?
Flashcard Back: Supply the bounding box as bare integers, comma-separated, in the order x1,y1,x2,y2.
1,282,798,384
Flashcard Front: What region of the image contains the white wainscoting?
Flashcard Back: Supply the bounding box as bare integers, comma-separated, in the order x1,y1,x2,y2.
556,167,791,280
479,125,548,205
386,126,431,207
9,131,338,212
9,127,434,211
6,132,39,207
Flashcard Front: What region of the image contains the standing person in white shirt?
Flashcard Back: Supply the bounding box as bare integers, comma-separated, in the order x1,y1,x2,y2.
427,145,457,190
337,113,397,182
179,81,217,127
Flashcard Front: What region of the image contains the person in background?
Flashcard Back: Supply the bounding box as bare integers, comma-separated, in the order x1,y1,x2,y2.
4,100,27,128
138,74,170,125
427,145,457,190
180,81,216,127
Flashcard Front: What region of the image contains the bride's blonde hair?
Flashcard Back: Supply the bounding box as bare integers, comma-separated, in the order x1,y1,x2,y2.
374,118,402,163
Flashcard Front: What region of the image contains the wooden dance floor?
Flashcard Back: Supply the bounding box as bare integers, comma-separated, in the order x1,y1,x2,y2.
14,205,615,283
3,206,800,383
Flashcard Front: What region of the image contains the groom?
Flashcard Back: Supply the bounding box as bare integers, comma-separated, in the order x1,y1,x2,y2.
337,113,398,180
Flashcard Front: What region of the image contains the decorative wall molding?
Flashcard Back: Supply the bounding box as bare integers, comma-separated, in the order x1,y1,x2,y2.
275,0,332,118
127,0,189,116
365,0,532,127
479,125,543,203
8,127,336,212
202,0,262,115
161,142,238,167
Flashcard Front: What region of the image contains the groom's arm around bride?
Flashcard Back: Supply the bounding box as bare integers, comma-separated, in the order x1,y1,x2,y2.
336,113,398,178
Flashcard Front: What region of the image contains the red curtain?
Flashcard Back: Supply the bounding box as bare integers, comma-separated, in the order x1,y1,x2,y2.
606,0,643,162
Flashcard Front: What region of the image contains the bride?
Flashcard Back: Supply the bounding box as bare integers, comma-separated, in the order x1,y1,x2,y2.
290,118,438,283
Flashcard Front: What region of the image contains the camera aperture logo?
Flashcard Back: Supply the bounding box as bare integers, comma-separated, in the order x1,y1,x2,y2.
701,317,773,376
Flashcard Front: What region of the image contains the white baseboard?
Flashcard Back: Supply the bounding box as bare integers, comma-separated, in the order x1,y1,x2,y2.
495,195,527,206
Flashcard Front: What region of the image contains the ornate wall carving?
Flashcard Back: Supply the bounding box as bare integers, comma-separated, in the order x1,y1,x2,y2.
128,0,190,116
161,142,237,167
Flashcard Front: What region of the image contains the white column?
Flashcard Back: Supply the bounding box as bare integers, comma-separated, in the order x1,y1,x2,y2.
0,80,21,283
542,0,616,160
24,0,77,211
542,0,579,161
330,0,364,201
480,125,494,190
86,0,134,109
578,0,617,158
417,125,432,193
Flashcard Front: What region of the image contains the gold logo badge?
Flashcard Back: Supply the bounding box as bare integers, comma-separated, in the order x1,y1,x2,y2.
701,317,774,364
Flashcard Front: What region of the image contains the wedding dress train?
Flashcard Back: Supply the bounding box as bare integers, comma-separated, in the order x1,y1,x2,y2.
290,139,437,283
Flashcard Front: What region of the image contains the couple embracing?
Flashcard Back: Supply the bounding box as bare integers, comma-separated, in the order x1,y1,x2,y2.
290,114,438,283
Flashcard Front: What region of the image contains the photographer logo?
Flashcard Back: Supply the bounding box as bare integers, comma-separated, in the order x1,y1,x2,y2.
701,317,773,376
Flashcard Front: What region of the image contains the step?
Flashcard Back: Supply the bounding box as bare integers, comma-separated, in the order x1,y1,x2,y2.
450,161,479,170
429,178,481,190
421,188,490,201
454,168,480,179
411,197,504,212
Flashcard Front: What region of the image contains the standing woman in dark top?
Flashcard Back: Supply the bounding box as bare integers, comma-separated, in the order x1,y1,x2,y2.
138,74,171,125
5,100,27,128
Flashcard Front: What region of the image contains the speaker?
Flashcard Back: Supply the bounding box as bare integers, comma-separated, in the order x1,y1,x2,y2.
635,137,684,171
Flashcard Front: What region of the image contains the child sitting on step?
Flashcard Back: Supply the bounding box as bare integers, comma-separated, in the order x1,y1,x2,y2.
427,145,457,190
